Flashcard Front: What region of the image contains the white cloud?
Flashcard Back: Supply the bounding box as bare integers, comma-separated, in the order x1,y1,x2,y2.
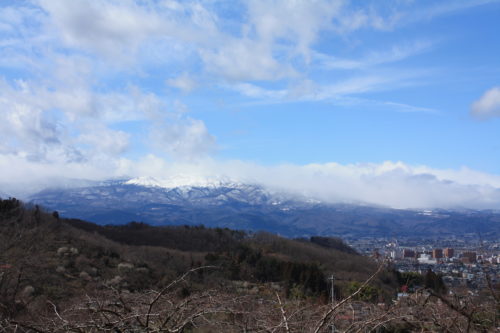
0,79,65,160
3,157,500,210
37,0,165,58
27,0,455,91
0,152,128,197
150,118,217,160
191,160,500,210
166,73,197,93
0,74,214,163
231,69,429,103
78,125,130,156
200,39,296,81
233,83,287,99
331,0,500,32
246,0,342,60
471,87,500,119
409,0,500,24
236,161,500,210
198,0,344,81
34,0,306,81
317,40,434,70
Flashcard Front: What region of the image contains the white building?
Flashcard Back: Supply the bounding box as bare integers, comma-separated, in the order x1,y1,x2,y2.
417,253,437,265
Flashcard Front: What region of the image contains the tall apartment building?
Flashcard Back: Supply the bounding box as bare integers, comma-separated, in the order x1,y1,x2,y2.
403,249,415,258
461,251,477,263
432,248,443,259
444,248,454,258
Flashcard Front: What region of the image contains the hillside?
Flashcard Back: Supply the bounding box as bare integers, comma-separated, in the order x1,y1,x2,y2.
0,198,395,311
1,198,497,332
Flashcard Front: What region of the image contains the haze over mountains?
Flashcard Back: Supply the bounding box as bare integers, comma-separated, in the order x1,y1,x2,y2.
28,176,500,239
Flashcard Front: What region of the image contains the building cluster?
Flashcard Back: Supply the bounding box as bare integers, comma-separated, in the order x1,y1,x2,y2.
346,236,500,294
397,247,486,264
396,247,499,265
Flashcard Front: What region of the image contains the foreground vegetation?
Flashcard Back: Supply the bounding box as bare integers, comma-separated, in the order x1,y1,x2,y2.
0,198,498,332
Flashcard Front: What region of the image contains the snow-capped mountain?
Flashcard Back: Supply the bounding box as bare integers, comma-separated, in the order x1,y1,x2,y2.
32,178,266,207
28,176,500,238
28,176,311,234
124,175,244,189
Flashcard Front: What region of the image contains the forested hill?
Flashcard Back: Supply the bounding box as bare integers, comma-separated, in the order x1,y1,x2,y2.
0,198,398,308
3,198,489,332
62,217,392,291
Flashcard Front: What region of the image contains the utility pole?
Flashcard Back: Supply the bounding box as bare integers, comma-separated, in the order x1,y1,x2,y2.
329,274,335,333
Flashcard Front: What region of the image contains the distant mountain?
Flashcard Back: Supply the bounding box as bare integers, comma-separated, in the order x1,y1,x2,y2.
29,177,500,238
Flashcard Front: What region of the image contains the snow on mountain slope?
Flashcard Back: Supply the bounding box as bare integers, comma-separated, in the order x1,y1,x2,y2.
30,177,299,211
28,177,313,235
27,176,500,238
124,175,242,189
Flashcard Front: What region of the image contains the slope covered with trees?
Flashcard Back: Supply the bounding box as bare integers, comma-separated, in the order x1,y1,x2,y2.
1,198,497,332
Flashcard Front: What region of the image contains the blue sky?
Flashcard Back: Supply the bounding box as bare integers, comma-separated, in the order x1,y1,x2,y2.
1,0,500,208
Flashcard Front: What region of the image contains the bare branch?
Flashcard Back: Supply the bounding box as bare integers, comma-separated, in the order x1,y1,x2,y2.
313,262,385,333
275,292,290,333
145,265,218,328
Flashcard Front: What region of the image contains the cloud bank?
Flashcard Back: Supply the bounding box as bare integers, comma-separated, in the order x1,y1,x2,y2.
2,155,500,210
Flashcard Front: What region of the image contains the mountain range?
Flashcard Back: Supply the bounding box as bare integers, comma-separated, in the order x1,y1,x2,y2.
27,176,500,238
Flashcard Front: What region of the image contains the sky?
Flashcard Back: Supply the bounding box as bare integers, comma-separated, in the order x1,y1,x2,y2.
1,0,500,209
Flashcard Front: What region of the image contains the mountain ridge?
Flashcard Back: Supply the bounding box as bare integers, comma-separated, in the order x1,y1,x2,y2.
28,178,500,238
